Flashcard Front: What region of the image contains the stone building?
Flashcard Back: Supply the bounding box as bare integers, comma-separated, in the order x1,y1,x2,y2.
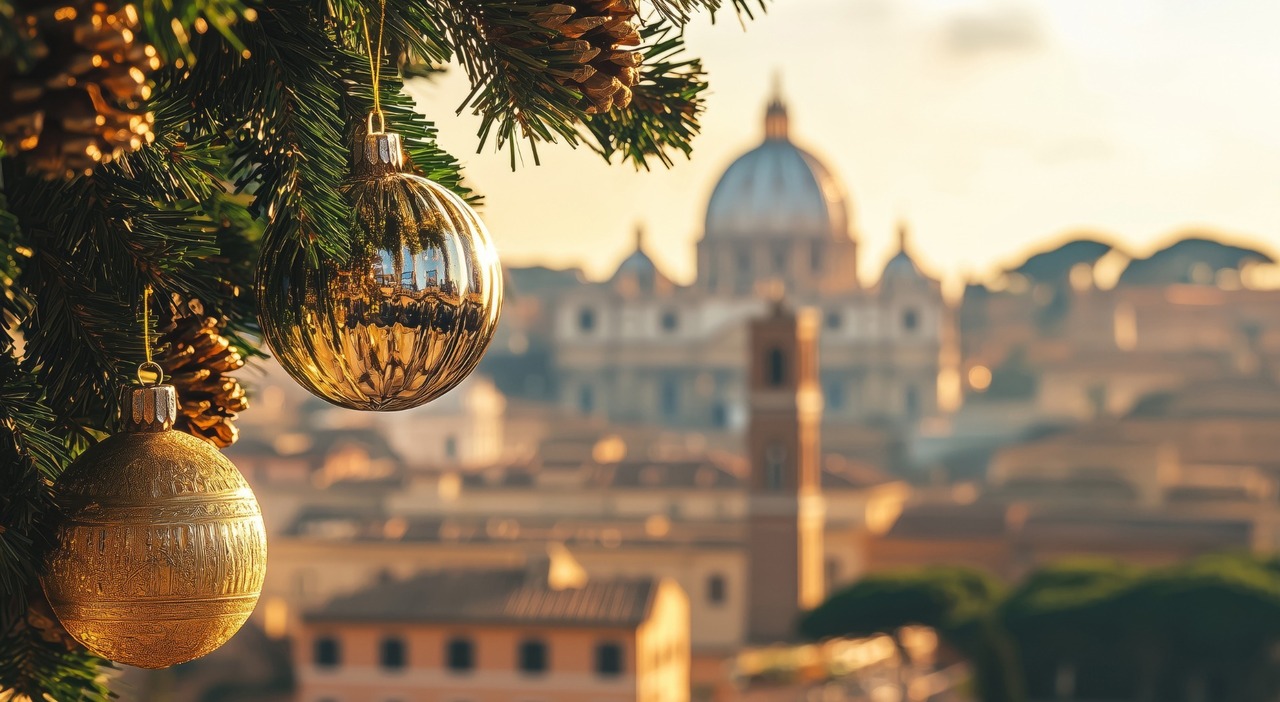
548,90,945,432
294,548,689,702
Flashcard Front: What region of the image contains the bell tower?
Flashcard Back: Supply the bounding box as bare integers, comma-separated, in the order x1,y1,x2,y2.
745,300,826,643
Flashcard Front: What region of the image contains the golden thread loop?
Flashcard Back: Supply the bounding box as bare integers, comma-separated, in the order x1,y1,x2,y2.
359,0,388,132
138,284,162,385
137,361,164,387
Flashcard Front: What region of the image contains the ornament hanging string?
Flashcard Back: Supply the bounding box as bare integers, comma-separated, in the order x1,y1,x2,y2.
138,284,162,386
360,0,388,135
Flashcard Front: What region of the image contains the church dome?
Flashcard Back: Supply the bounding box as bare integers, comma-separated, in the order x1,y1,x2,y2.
880,222,929,286
703,95,849,241
609,224,671,296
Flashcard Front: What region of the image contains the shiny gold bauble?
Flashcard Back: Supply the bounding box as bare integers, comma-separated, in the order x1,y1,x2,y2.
256,129,503,411
41,383,267,669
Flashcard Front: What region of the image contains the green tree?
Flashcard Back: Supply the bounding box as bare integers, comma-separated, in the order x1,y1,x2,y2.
799,566,1024,702
1000,559,1140,700
0,0,758,697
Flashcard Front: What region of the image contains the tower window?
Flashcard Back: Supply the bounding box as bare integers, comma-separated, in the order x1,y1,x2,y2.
764,444,787,490
519,639,548,674
578,308,596,332
810,241,825,273
706,574,726,605
905,385,920,418
595,642,624,676
737,250,753,275
902,308,919,332
446,637,474,672
824,310,842,330
578,384,595,414
767,348,787,386
444,435,457,458
314,636,341,668
660,310,679,332
380,637,406,670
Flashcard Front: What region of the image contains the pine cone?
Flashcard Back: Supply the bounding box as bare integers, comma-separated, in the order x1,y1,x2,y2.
0,1,160,179
533,1,643,114
156,297,249,448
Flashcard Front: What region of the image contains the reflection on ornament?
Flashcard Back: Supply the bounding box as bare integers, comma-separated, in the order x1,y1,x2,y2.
41,383,266,669
257,126,503,411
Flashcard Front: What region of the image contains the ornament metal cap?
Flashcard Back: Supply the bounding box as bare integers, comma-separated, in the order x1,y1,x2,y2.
353,114,405,177
123,381,178,433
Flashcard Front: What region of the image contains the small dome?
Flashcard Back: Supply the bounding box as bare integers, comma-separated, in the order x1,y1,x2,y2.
881,222,927,285
703,92,850,241
610,225,671,295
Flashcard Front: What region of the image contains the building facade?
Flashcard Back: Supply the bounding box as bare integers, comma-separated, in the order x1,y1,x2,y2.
548,91,945,432
295,551,690,702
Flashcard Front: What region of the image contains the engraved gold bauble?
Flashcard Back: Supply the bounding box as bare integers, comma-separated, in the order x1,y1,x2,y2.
41,383,267,669
256,127,503,411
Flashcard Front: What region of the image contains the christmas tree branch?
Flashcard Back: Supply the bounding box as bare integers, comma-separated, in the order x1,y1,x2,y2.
580,21,706,169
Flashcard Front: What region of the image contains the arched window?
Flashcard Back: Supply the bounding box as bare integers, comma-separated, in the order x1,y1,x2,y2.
518,639,548,674
379,637,406,670
446,637,474,672
767,347,786,386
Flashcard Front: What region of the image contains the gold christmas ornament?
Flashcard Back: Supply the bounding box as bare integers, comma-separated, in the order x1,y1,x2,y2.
0,1,160,178
41,379,267,669
256,118,503,411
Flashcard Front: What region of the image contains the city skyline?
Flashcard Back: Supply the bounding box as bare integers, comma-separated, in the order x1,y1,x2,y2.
410,0,1280,289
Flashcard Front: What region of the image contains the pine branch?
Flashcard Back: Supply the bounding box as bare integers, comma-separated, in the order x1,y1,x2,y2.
579,21,706,169
647,0,768,25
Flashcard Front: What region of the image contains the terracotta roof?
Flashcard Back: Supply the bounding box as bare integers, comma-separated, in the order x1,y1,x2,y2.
307,569,655,628
883,502,1013,540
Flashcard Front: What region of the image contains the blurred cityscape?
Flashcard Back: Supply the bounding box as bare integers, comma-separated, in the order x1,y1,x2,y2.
125,90,1280,702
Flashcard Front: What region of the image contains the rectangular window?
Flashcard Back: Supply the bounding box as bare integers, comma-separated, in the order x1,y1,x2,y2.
765,444,786,490
380,637,406,670
660,310,679,332
519,640,548,674
902,308,919,332
578,308,596,332
314,637,340,668
706,574,726,605
660,377,680,419
446,637,474,672
596,642,623,676
767,348,787,386
825,381,845,410
578,384,595,414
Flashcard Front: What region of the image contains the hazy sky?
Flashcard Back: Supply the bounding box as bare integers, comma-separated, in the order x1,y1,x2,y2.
408,0,1280,287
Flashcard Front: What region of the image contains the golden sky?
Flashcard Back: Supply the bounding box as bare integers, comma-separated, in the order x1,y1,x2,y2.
409,0,1280,287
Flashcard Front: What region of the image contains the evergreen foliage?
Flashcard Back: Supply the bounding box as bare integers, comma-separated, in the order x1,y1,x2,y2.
804,556,1280,702
0,0,755,696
